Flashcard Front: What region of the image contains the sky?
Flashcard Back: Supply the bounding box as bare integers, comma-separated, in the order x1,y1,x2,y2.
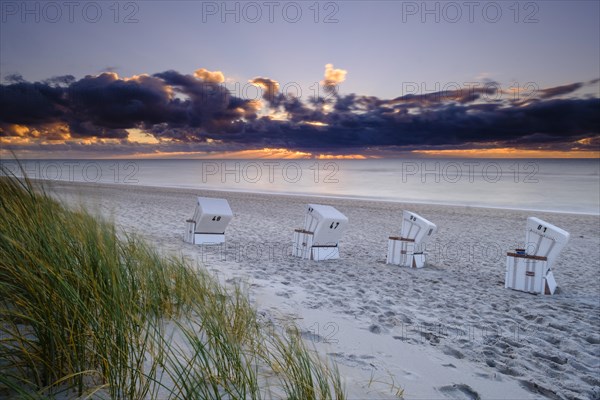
0,0,599,158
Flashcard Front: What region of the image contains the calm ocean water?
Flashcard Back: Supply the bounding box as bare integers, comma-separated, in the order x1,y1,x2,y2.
2,158,599,215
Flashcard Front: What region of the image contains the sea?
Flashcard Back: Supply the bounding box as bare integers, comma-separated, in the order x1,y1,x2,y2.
1,158,599,215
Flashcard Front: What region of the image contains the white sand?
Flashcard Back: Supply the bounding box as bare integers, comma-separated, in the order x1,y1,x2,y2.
48,181,600,399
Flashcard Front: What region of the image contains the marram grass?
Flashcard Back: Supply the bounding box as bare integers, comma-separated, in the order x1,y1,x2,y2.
0,165,345,399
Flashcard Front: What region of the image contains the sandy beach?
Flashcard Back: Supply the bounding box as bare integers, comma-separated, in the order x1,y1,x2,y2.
47,180,600,400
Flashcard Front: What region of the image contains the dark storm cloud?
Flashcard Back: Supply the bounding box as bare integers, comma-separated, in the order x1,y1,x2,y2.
3,73,25,83
0,71,598,153
0,81,67,125
44,75,76,87
153,70,257,130
390,85,498,105
212,97,599,153
538,82,584,99
63,72,177,138
67,120,129,139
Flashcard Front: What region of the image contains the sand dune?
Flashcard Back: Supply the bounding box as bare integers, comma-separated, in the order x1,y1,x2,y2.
49,181,600,399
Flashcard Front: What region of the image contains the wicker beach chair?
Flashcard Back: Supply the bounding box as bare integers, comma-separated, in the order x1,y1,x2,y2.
505,217,570,295
184,197,233,245
292,204,348,261
386,210,437,268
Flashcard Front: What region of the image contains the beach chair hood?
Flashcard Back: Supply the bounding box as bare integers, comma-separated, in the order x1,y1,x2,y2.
524,217,570,269
191,197,233,234
400,210,438,247
303,204,348,247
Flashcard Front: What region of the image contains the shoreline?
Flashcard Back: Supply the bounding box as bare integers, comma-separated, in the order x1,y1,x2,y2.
33,178,599,217
41,180,600,399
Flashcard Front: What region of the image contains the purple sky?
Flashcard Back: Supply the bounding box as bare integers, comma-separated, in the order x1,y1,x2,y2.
1,1,599,158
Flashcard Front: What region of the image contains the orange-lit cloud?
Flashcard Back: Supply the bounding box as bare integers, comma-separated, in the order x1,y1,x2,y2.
0,124,30,137
249,77,280,103
317,154,367,159
321,63,347,88
0,123,71,140
194,68,225,83
123,73,151,82
127,128,160,144
302,121,328,127
101,147,371,159
219,148,313,159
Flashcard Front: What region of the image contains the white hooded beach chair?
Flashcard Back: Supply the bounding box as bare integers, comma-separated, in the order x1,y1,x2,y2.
184,197,233,245
387,210,437,268
505,217,569,295
292,204,348,261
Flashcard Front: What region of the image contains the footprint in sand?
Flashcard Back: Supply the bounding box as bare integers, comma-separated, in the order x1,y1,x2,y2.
518,380,562,399
300,330,326,343
438,383,481,400
441,345,464,359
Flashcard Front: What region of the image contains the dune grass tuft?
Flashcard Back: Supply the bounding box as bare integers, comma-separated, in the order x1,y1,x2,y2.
0,163,345,399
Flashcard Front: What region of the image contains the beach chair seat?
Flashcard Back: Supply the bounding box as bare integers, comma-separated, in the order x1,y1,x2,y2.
505,217,569,295
184,197,233,244
387,211,437,268
292,204,348,261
